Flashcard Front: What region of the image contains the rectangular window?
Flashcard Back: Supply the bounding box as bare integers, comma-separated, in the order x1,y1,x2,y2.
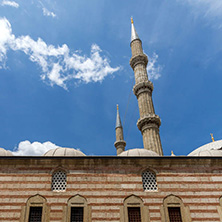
70,207,83,222
168,207,182,222
29,207,42,222
128,207,141,222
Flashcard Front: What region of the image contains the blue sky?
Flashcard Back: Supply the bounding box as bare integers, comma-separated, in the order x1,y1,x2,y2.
0,0,222,156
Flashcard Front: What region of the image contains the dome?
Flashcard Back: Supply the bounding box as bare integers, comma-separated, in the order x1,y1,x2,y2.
189,149,222,156
43,147,86,156
0,148,13,156
118,148,159,156
188,140,222,156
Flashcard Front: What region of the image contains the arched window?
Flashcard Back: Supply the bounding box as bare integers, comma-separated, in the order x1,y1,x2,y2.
120,195,150,222
51,169,67,191
142,169,157,191
161,194,191,222
65,195,91,222
20,194,49,222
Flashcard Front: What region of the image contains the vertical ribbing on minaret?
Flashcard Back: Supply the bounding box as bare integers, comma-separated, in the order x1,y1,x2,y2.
114,105,126,155
130,18,163,156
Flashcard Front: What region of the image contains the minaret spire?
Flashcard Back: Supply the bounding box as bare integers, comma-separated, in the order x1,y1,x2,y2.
131,17,140,42
130,19,163,156
114,105,126,155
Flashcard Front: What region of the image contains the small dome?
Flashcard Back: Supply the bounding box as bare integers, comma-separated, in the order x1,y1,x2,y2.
118,148,159,156
0,148,13,156
43,147,86,156
188,140,222,156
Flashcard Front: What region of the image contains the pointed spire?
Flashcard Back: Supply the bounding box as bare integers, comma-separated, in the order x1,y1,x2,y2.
131,17,140,42
114,104,126,155
115,104,122,128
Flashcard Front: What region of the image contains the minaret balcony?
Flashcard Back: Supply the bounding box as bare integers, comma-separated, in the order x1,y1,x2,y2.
137,114,161,132
130,54,148,69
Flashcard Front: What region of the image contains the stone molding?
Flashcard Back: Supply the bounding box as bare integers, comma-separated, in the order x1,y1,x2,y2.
114,140,126,149
160,194,191,222
114,140,126,155
137,114,161,132
130,54,148,69
120,195,150,222
20,194,49,222
133,81,153,98
64,194,91,222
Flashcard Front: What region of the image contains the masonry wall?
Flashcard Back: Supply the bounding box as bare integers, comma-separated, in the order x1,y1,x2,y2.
0,157,222,222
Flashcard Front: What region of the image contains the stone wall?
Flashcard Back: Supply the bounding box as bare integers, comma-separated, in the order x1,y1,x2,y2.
0,157,222,222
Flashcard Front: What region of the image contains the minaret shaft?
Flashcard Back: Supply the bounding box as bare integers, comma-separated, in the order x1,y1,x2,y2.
114,105,126,155
130,25,163,156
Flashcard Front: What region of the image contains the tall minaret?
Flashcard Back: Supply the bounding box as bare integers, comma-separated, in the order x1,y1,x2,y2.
130,18,163,156
114,105,126,155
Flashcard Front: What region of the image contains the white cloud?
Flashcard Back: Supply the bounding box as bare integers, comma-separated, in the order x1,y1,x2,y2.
181,0,222,28
1,0,19,8
147,52,162,80
0,18,120,89
42,7,56,18
12,140,58,156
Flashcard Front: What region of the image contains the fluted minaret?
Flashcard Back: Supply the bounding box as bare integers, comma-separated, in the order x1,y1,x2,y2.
114,105,126,155
130,18,163,156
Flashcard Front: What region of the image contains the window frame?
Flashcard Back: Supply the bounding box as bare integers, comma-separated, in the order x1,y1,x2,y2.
120,195,150,222
141,169,158,192
20,194,49,222
161,195,191,222
65,195,91,222
51,168,67,192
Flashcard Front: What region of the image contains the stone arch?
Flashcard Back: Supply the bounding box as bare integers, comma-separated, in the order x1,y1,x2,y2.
161,194,191,222
20,194,49,222
51,168,67,192
120,195,150,222
65,194,91,222
141,168,158,191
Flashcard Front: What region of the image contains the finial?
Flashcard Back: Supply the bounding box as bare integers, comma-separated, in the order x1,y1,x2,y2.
210,133,215,142
117,104,119,110
171,150,175,156
131,17,134,24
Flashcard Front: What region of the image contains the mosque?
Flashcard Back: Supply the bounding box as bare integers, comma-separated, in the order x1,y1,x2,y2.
1,19,222,222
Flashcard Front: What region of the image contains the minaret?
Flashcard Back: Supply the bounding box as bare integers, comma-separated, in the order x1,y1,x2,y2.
130,18,163,156
114,105,126,155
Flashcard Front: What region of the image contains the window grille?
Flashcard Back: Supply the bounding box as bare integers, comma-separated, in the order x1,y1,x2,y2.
51,170,67,191
29,207,42,222
70,207,83,222
168,207,182,222
142,170,157,191
128,207,141,222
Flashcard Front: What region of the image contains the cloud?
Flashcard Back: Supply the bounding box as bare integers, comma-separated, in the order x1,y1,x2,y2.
42,7,56,18
181,0,222,28
147,52,162,80
12,140,58,156
0,18,120,89
1,0,19,8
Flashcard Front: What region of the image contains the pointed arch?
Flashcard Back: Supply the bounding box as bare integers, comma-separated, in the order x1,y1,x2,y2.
120,195,150,222
141,168,158,191
161,194,191,222
51,168,67,192
65,194,91,222
20,194,49,222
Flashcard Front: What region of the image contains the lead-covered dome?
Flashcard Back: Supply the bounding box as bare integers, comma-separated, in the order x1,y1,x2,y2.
43,147,86,156
188,140,222,156
118,148,159,156
0,148,13,156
